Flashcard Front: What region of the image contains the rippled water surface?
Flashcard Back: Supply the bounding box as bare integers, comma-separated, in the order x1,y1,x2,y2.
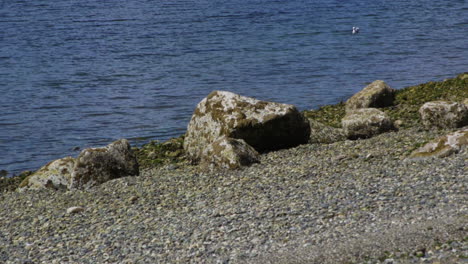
1,0,467,175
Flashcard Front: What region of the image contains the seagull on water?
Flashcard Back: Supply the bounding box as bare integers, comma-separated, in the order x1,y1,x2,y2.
352,26,360,34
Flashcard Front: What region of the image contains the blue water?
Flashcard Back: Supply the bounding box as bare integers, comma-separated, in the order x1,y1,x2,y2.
1,0,467,176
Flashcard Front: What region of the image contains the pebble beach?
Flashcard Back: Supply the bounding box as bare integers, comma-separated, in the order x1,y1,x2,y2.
1,125,466,263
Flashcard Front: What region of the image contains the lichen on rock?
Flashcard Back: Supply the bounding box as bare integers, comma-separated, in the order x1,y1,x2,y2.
342,108,395,139
419,101,468,129
200,136,260,170
18,157,75,191
184,91,310,164
409,128,468,159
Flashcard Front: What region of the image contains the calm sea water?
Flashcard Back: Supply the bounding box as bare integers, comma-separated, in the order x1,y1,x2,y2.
1,0,467,176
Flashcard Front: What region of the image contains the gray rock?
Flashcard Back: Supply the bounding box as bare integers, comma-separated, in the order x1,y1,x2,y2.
184,91,310,163
17,157,75,191
409,128,468,159
308,119,346,144
342,108,394,139
419,101,468,129
200,136,260,170
345,80,395,113
70,139,139,189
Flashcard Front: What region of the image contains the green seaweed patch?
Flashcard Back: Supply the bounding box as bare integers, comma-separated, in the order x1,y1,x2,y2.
303,73,467,129
382,73,468,127
0,170,33,192
303,102,346,128
134,135,186,169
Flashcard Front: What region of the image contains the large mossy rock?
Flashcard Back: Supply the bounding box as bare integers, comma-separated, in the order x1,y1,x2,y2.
345,80,395,112
200,136,260,170
409,128,468,159
18,157,75,191
419,101,468,129
70,139,139,189
342,108,394,139
184,91,310,163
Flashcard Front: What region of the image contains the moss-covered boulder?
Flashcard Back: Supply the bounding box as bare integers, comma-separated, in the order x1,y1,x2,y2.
17,158,75,191
200,136,260,170
342,108,395,139
345,80,395,113
70,139,139,189
409,128,467,159
308,119,346,144
419,101,468,129
184,91,310,163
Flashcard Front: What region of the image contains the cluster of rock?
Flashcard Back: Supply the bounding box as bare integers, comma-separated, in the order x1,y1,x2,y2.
342,80,396,139
17,78,467,191
410,99,467,159
18,139,139,191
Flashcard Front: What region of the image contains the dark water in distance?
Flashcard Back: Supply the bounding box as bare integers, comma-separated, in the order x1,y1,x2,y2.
1,0,467,176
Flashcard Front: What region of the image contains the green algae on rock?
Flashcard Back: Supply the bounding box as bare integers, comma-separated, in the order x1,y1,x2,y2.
304,73,468,129
133,135,186,169
409,128,468,159
0,170,32,193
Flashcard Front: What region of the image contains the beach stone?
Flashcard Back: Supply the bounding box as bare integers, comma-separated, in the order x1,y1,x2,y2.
200,136,260,170
18,157,75,191
345,80,395,112
342,108,394,139
66,206,86,214
184,90,310,163
70,139,139,189
308,119,346,144
419,101,468,129
409,128,468,159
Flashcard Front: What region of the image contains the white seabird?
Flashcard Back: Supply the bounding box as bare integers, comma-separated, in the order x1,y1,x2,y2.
352,27,360,34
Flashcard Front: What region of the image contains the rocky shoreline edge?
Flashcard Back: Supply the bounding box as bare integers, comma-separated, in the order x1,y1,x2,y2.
0,73,467,263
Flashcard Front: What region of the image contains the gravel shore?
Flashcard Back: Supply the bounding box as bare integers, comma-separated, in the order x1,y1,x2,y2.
1,126,466,263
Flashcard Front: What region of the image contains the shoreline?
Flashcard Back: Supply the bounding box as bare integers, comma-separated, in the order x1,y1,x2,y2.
2,72,467,192
0,72,466,180
0,73,466,263
1,125,466,263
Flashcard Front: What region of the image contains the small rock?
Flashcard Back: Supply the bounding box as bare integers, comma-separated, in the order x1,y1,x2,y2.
129,196,139,204
67,206,85,214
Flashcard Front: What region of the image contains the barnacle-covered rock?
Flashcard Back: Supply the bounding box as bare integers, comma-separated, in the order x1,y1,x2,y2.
70,139,139,189
200,136,260,170
419,101,468,129
18,157,75,191
184,91,310,163
342,108,394,139
345,80,395,112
